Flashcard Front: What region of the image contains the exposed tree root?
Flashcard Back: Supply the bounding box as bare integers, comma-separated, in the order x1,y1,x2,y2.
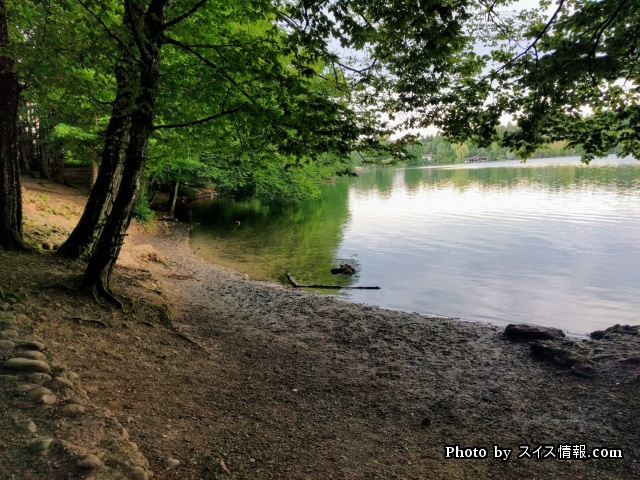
170,327,210,353
90,282,125,310
72,316,109,328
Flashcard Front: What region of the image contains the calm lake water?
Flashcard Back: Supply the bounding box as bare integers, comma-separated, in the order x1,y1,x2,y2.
185,156,640,336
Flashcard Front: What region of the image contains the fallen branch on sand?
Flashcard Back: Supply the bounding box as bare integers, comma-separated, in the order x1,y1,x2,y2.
286,273,380,290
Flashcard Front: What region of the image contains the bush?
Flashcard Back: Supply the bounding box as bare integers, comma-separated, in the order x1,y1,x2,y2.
133,193,154,223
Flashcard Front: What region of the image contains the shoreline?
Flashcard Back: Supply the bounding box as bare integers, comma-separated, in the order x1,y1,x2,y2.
130,220,640,478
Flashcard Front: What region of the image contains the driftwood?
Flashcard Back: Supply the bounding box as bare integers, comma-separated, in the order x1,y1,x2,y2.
286,273,380,290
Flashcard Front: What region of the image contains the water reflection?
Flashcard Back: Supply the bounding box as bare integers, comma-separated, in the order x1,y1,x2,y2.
189,156,640,334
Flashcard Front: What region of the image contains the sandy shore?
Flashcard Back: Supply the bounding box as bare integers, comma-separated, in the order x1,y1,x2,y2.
1,178,638,479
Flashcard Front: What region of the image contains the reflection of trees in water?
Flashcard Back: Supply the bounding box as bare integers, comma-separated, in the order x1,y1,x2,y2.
394,163,640,192
188,181,354,287
186,161,639,287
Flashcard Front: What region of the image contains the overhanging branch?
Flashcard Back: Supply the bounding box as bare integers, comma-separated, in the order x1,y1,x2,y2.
153,107,242,130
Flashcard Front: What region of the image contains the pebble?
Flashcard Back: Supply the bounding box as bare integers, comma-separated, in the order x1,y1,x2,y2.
3,358,51,373
0,374,18,384
16,341,46,351
42,242,54,251
77,454,103,470
0,340,15,350
26,386,54,400
0,319,16,330
49,376,74,391
25,373,52,383
0,329,19,339
166,457,180,468
130,467,149,480
17,350,47,361
15,314,31,324
16,419,38,434
59,404,85,417
27,437,54,454
41,394,57,405
64,370,80,381
15,383,38,394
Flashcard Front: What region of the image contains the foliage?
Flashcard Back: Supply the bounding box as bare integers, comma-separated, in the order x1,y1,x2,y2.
387,0,640,161
132,193,154,223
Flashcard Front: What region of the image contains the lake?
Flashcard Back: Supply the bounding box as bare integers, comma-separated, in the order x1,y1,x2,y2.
184,156,640,336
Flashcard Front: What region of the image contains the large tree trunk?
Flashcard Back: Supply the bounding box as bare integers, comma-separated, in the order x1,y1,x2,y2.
83,0,168,296
0,0,25,250
57,60,135,258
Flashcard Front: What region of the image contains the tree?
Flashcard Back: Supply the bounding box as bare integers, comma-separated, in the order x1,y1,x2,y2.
0,0,25,250
377,0,640,160
452,142,469,162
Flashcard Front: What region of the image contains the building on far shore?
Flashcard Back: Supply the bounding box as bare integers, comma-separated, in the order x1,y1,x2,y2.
465,155,488,163
421,154,433,162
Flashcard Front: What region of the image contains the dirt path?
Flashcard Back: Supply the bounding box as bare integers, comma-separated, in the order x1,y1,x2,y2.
1,179,638,479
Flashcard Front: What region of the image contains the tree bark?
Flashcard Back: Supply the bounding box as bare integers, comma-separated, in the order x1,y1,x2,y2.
57,59,135,258
167,179,179,217
83,0,168,296
0,0,25,250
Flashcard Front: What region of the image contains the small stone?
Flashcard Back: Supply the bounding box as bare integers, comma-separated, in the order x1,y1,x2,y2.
27,437,54,455
3,358,51,373
166,458,180,468
42,242,54,251
571,363,596,378
18,350,47,361
11,303,26,313
41,394,57,405
505,324,565,342
15,314,31,324
26,386,54,399
16,341,46,351
65,371,80,381
0,374,19,384
619,356,640,365
0,319,16,330
15,383,38,394
0,329,19,339
0,340,15,350
49,376,73,391
122,427,129,440
65,394,86,405
16,419,37,434
59,404,85,417
77,454,103,470
130,467,148,480
25,373,52,383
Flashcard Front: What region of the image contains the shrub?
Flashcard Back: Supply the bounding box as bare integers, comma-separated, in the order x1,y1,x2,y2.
133,193,154,223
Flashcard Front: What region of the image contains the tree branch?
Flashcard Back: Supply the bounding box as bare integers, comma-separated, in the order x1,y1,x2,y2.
153,106,242,129
164,0,208,30
75,0,137,62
